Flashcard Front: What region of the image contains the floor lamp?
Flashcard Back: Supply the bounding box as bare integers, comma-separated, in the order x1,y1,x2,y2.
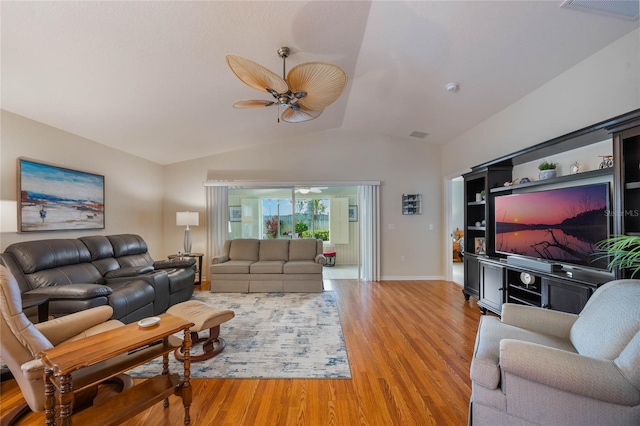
176,211,199,255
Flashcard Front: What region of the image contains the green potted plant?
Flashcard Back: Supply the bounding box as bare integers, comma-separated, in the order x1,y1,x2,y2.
595,235,640,278
538,160,557,180
480,189,486,200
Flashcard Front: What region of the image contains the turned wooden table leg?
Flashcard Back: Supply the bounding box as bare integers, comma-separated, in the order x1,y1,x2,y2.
58,373,74,426
44,368,56,426
163,340,170,408
182,327,192,425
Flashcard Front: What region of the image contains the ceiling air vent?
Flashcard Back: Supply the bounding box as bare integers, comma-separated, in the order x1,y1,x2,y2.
409,131,429,139
560,0,639,21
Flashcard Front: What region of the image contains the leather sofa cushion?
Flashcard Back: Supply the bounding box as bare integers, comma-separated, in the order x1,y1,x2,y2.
259,240,289,261
283,260,323,274
229,239,260,261
107,234,148,257
289,239,318,261
210,260,254,274
79,235,114,260
26,264,103,289
5,239,91,273
250,261,285,274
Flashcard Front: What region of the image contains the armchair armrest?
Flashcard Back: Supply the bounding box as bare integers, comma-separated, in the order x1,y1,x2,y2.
154,258,196,269
105,265,154,278
501,303,578,340
315,254,326,265
21,358,45,381
24,284,112,300
500,339,640,406
212,255,229,264
35,305,115,347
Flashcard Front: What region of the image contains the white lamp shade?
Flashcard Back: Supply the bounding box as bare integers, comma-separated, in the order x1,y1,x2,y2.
176,211,199,227
0,200,18,233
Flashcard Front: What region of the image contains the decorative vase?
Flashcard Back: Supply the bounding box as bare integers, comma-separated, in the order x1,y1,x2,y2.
538,170,556,180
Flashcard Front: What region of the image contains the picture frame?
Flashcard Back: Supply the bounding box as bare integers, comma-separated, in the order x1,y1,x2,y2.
474,237,486,255
229,206,242,222
348,205,358,222
18,158,105,232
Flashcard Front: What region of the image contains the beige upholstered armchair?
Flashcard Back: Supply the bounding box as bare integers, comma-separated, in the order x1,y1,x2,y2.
469,279,640,425
0,265,129,423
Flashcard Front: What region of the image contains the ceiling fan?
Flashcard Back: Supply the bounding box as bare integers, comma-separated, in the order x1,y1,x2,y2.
295,186,328,194
226,47,347,123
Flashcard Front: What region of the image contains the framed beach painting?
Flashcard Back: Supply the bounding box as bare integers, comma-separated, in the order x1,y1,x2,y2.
18,158,105,232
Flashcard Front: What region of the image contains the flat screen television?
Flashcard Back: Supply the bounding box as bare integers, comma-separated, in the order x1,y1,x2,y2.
494,183,610,271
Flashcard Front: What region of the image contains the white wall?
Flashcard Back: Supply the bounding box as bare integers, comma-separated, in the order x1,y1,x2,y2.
163,129,443,280
0,110,166,257
441,29,640,177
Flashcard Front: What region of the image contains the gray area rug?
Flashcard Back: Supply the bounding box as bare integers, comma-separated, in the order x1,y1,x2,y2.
127,291,351,379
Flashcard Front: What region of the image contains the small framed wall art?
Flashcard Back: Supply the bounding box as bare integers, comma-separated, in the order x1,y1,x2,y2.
474,237,486,255
229,206,242,222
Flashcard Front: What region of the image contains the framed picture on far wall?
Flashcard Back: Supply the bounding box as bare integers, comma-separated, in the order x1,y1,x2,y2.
474,237,486,255
348,205,358,222
229,206,242,222
18,158,105,232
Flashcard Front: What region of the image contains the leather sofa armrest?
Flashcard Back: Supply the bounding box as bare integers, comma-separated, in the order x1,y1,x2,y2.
24,284,113,300
212,255,229,264
315,254,326,265
105,265,154,278
500,339,640,406
501,303,577,340
154,258,196,269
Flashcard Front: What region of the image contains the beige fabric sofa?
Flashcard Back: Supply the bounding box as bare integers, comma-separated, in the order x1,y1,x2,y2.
469,279,640,425
210,239,325,293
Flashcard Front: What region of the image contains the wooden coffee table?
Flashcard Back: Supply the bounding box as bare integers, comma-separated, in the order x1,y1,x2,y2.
38,314,194,426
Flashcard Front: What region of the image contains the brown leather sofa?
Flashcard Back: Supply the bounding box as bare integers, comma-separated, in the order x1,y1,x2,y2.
0,234,196,324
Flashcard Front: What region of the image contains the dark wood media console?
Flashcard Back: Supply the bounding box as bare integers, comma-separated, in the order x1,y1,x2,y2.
462,108,640,315
472,256,610,315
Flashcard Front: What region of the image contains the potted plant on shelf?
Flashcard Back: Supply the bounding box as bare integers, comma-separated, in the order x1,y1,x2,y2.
595,235,640,278
538,160,557,180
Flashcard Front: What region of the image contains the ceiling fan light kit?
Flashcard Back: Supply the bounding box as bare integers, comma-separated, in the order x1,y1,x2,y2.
226,47,347,123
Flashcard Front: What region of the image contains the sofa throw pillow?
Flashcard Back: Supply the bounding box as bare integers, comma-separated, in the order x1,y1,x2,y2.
259,239,289,261
289,239,318,261
229,239,260,261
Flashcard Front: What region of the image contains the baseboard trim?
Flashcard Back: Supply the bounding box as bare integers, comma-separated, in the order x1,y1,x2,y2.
380,275,444,281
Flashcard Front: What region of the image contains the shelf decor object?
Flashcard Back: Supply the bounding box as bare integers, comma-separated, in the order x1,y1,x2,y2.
176,211,199,254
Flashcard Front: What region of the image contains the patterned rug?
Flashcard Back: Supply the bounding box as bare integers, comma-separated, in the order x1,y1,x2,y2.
127,291,351,379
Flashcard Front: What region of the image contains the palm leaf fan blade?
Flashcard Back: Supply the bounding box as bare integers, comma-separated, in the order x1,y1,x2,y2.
233,100,276,108
226,54,288,94
281,106,323,123
287,62,347,111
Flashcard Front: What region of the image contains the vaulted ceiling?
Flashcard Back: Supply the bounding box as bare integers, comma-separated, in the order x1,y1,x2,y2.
2,1,638,165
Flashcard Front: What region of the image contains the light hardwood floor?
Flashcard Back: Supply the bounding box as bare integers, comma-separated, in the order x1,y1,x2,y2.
1,279,481,425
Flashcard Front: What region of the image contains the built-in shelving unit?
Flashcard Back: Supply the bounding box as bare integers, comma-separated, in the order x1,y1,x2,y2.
613,119,640,276
462,108,640,313
402,194,422,215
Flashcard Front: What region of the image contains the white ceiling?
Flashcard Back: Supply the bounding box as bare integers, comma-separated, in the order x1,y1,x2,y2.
2,1,638,165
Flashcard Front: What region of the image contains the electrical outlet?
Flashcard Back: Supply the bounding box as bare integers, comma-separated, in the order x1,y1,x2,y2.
388,224,395,230
401,256,406,262
429,224,434,230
